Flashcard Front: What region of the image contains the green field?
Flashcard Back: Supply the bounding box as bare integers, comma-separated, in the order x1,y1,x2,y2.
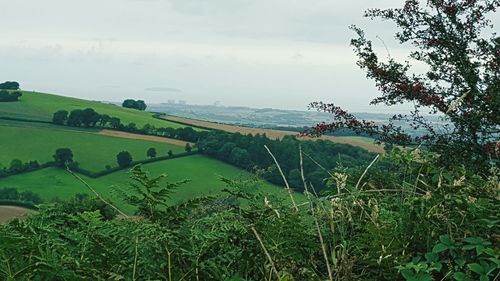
0,155,294,214
0,122,185,172
0,91,186,128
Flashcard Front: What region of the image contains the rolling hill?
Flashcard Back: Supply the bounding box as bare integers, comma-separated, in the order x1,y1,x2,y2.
0,91,186,128
0,90,302,215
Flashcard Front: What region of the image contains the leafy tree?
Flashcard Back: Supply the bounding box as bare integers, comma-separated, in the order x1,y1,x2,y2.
116,151,133,167
185,143,193,152
217,142,237,161
0,81,20,90
167,150,174,157
147,147,157,159
81,108,101,127
122,99,147,111
53,148,74,167
67,109,83,127
0,187,19,200
109,117,121,129
99,114,111,127
0,90,22,102
126,123,137,132
52,110,69,125
308,0,500,171
19,191,43,204
229,147,252,169
9,159,23,173
288,169,302,190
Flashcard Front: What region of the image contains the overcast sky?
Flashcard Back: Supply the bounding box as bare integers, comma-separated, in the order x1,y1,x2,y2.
0,0,432,111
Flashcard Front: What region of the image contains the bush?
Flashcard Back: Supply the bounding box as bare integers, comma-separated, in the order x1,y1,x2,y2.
116,151,133,167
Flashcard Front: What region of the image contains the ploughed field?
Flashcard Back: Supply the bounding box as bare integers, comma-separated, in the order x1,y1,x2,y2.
0,206,32,223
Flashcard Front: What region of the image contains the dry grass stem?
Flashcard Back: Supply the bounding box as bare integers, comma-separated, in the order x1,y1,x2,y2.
355,154,380,189
299,145,334,281
66,166,129,218
264,145,298,211
251,226,280,281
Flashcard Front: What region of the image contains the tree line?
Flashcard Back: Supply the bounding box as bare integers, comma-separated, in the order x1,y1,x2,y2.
52,108,200,142
197,132,376,192
0,187,43,205
0,159,45,178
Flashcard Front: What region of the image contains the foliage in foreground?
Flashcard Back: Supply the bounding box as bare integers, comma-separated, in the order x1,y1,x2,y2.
0,150,498,280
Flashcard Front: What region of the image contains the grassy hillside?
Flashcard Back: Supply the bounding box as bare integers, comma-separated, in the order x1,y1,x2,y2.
0,121,185,172
0,91,186,128
0,155,291,214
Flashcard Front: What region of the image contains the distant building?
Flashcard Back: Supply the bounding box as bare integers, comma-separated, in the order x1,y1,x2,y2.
178,100,187,105
168,100,176,104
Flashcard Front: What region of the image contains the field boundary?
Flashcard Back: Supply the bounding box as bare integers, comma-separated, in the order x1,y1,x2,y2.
0,151,200,180
0,116,52,124
74,150,199,178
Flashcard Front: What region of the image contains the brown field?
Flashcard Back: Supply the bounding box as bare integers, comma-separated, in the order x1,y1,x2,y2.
164,115,384,153
0,206,32,223
97,129,194,146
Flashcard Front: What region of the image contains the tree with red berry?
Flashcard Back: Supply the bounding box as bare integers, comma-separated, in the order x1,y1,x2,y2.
309,0,499,171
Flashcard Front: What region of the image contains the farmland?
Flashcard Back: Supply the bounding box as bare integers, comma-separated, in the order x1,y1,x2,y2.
0,155,290,214
0,121,186,172
163,115,385,153
0,206,32,223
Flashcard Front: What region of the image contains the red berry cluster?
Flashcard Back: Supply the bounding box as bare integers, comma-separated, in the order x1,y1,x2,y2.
427,38,444,47
443,5,458,15
369,65,387,76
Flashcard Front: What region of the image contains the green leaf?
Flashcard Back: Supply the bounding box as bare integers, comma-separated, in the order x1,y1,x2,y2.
468,263,485,274
439,235,452,245
453,272,466,281
433,243,449,253
464,237,486,245
455,258,466,268
462,245,476,250
425,252,439,262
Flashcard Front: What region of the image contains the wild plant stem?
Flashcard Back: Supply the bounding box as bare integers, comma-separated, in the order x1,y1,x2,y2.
264,145,298,211
251,226,280,281
355,154,380,189
132,236,139,281
300,146,334,281
66,166,129,217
